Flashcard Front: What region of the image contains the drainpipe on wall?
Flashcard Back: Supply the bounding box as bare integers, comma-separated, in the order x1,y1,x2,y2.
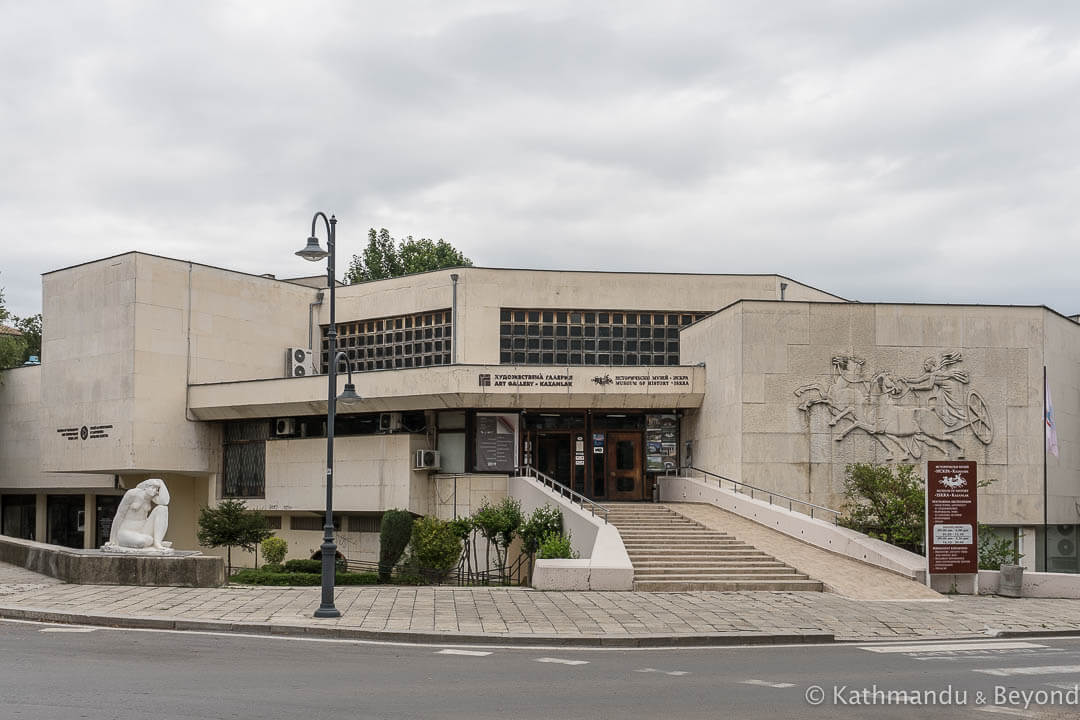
780,282,788,301
308,290,325,351
450,273,460,364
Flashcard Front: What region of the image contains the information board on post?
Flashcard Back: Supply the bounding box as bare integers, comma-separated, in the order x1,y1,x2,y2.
926,460,978,575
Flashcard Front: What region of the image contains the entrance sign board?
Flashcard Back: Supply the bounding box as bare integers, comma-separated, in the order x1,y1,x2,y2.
927,461,978,575
475,413,518,472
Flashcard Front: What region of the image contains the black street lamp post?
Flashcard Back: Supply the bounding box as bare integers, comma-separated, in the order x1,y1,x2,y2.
295,211,356,619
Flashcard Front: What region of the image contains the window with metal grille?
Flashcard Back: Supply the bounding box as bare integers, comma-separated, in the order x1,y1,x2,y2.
266,516,282,530
347,515,382,533
497,309,709,366
291,515,341,531
222,422,269,498
321,309,452,373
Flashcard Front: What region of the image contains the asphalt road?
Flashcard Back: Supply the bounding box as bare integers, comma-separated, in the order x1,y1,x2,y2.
3,620,1080,719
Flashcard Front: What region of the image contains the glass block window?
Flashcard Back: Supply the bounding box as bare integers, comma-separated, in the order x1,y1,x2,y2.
223,421,269,498
322,309,452,372
498,309,710,366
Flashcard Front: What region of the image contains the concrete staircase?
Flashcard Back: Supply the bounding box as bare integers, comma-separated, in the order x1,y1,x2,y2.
606,503,823,592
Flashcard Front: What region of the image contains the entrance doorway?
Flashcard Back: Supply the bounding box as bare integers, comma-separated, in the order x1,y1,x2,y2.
535,433,572,488
606,432,643,501
46,494,85,549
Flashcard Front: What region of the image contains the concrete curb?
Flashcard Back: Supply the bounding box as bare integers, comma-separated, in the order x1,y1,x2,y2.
0,606,835,648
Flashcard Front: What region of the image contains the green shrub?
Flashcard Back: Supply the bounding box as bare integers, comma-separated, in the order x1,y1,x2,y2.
520,505,563,555
407,516,463,583
978,525,1023,570
260,563,285,573
379,509,415,581
537,531,578,559
230,569,378,586
839,463,925,554
261,537,288,566
284,558,322,573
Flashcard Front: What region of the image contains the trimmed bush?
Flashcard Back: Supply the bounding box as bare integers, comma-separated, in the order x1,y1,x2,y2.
284,558,322,573
261,537,288,566
230,569,378,586
537,531,577,559
407,516,463,583
379,509,414,581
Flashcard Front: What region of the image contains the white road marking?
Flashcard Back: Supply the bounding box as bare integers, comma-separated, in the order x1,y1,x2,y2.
860,641,1045,654
978,707,1038,717
635,668,690,676
535,657,589,666
436,649,492,656
975,664,1080,677
741,679,795,688
39,627,96,633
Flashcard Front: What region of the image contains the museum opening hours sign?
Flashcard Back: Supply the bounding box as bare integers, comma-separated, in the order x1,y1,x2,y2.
927,461,978,575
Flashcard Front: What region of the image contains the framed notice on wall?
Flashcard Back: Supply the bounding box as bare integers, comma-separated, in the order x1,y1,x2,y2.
645,414,678,472
927,461,978,575
475,413,519,472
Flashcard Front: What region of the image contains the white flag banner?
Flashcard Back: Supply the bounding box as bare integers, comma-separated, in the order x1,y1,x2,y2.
1046,382,1060,458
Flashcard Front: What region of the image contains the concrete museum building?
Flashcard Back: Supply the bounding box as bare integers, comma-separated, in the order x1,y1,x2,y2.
0,251,1077,572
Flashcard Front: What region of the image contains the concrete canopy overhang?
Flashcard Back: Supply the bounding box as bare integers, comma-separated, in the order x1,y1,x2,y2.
187,365,706,420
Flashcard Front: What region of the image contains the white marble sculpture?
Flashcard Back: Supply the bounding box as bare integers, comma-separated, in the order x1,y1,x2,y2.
100,478,174,554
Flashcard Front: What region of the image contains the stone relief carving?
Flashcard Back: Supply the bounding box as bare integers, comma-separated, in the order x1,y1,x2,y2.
795,351,993,460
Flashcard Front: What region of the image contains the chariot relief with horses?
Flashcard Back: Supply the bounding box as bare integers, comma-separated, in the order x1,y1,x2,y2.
795,351,993,460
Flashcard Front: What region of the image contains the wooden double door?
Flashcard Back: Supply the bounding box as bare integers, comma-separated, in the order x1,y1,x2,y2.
529,430,643,501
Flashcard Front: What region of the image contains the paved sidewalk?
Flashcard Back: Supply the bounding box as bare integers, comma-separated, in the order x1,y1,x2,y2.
2,561,1080,645
665,502,942,600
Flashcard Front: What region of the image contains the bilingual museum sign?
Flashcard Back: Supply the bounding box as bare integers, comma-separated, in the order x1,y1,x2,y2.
927,460,978,575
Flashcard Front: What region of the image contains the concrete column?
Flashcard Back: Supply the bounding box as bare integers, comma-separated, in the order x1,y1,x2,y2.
83,494,96,549
34,494,46,543
1019,526,1038,572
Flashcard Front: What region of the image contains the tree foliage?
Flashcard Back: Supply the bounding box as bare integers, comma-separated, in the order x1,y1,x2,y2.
838,463,925,554
0,281,41,369
406,516,463,583
346,228,472,283
196,499,273,573
519,505,563,556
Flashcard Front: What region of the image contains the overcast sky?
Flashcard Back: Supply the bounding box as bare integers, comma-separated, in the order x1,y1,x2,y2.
2,1,1079,318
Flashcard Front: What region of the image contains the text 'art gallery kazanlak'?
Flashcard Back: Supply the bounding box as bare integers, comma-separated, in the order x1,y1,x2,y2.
0,252,1077,571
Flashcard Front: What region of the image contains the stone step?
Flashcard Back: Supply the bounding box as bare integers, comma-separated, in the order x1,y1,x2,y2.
632,579,826,592
633,566,800,576
618,532,733,539
634,572,811,581
626,557,786,569
626,549,761,557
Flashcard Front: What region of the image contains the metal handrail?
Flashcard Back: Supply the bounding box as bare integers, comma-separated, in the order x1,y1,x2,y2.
516,464,609,523
684,466,842,525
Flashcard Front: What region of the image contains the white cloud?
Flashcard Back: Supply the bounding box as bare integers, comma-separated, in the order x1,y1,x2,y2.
1,0,1078,317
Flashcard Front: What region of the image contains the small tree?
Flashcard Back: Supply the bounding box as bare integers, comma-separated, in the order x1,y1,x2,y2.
407,516,464,583
197,499,273,574
378,509,415,581
261,536,288,568
839,463,925,554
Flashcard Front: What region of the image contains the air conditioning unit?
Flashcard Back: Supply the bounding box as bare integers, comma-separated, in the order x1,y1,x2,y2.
414,449,440,471
379,412,403,432
1049,524,1078,572
275,418,297,437
285,347,319,378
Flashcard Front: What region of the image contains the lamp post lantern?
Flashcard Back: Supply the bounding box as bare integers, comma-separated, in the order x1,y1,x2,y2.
295,211,349,619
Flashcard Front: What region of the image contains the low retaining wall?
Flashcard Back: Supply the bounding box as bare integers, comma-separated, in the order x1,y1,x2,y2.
0,534,225,588
659,475,927,583
979,569,1080,599
508,476,634,591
